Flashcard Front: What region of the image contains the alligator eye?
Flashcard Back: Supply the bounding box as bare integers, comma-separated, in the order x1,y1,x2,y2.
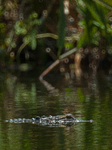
36,116,40,121
42,115,46,118
66,116,72,119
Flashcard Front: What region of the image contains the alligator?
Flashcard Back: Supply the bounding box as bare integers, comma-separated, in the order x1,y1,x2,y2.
5,113,93,127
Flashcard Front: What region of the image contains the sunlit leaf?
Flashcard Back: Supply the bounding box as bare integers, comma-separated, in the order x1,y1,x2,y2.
30,29,37,50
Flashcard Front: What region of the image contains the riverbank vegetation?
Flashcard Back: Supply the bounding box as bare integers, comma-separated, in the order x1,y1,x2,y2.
0,0,112,77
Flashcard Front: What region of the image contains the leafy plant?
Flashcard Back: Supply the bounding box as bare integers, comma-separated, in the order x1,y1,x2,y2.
14,12,41,50
76,0,112,48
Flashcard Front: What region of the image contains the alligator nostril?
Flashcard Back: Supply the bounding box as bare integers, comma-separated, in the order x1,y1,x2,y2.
90,119,94,122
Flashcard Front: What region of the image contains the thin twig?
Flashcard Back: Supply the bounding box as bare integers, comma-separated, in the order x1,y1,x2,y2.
36,33,80,41
59,47,77,59
46,47,57,60
17,41,29,62
37,33,58,39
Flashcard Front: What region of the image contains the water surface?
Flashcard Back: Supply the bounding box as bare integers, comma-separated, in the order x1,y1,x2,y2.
0,69,112,150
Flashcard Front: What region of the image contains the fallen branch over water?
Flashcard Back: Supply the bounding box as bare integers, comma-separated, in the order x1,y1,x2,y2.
39,59,60,80
17,33,79,79
39,47,78,80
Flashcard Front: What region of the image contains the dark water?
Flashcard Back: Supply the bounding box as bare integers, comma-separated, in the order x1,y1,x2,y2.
0,68,112,150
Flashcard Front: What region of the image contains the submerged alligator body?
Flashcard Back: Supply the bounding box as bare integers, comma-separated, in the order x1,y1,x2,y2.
5,113,93,127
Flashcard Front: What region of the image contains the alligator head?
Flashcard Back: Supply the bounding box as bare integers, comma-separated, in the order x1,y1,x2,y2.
5,113,93,127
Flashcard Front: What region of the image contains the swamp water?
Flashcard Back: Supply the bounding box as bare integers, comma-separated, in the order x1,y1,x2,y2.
0,68,112,150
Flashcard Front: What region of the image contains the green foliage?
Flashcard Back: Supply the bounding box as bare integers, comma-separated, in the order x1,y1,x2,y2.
14,21,27,35
1,0,112,63
64,42,74,49
57,0,66,57
14,12,41,50
94,0,112,9
30,29,37,50
0,23,6,33
76,0,112,48
103,0,112,6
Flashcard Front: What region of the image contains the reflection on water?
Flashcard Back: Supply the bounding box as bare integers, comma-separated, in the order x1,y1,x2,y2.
0,70,112,149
